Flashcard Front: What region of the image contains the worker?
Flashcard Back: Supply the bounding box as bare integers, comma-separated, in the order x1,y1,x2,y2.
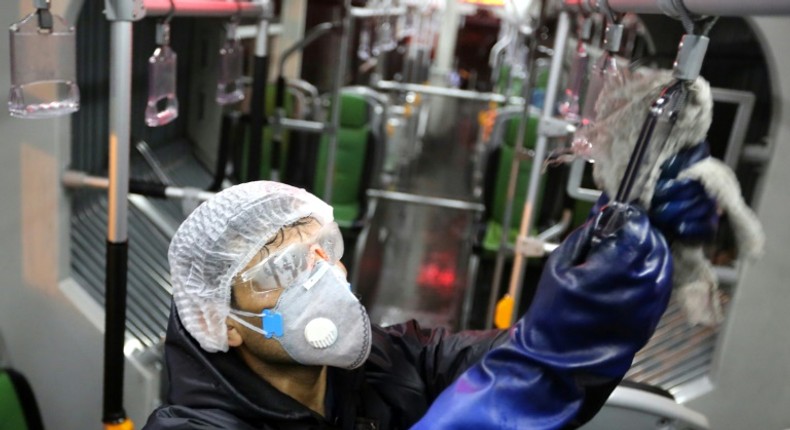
142,145,716,430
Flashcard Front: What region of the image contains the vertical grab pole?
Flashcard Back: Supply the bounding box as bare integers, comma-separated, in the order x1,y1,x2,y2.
324,0,353,202
485,3,547,329
247,2,271,181
506,11,571,325
103,19,133,430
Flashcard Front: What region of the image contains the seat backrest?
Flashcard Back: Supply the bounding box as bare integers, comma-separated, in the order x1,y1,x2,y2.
313,92,373,228
487,114,542,234
0,368,44,430
491,117,538,226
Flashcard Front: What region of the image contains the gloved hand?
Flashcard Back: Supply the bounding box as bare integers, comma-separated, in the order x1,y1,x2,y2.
651,142,718,243
591,142,717,244
411,205,673,430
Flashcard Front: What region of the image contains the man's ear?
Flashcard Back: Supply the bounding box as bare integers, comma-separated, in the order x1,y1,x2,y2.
226,318,244,348
312,244,329,262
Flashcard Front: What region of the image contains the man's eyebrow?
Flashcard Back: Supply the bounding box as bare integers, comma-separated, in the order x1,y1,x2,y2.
256,217,319,261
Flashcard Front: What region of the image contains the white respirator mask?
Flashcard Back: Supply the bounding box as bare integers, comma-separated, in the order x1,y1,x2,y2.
229,223,372,369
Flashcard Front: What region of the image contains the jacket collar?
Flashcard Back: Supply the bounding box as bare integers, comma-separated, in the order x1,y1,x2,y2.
164,303,325,425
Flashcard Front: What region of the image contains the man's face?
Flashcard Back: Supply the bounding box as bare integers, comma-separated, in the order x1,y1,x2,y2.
227,219,345,364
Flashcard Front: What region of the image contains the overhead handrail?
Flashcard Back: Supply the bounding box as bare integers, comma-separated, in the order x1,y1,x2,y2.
376,80,530,105
118,0,267,19
563,0,790,16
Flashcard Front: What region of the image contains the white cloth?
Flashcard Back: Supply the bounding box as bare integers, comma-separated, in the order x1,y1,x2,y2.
583,70,764,326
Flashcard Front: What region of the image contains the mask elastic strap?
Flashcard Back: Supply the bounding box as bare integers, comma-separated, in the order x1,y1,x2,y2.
301,260,332,290
228,312,282,338
230,309,265,318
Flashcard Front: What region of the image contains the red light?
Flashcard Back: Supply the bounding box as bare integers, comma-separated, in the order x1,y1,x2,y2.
417,252,458,290
437,270,456,288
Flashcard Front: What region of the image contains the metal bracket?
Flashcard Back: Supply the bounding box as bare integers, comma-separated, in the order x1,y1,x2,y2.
580,15,594,40
34,0,53,30
673,34,709,80
538,116,575,138
155,21,170,45
603,22,624,52
516,236,546,257
105,0,146,21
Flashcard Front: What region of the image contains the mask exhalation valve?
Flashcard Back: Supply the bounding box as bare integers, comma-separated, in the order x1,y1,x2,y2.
304,318,338,349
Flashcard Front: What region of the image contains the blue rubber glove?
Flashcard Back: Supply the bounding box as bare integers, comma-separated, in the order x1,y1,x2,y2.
591,142,717,244
651,142,718,243
411,205,673,429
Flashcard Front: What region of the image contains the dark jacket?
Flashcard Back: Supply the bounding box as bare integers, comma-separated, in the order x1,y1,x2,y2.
143,305,508,430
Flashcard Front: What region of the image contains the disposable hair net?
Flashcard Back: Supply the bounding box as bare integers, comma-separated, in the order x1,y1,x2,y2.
168,181,333,352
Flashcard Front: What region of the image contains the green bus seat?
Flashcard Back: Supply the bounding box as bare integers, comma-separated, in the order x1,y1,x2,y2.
0,368,44,430
313,93,372,229
481,114,545,255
